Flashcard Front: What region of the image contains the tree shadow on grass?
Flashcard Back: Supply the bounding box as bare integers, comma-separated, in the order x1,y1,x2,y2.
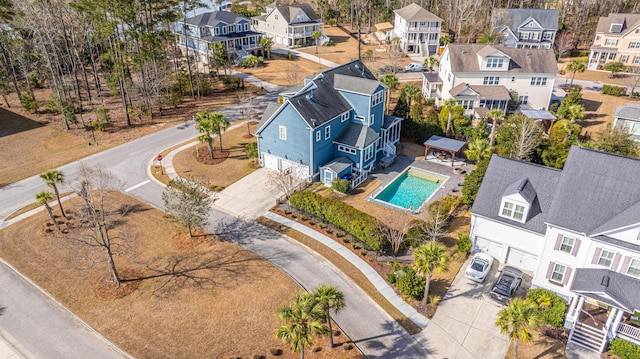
210,216,281,246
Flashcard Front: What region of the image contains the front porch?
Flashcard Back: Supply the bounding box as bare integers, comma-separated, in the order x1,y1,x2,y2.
588,48,618,69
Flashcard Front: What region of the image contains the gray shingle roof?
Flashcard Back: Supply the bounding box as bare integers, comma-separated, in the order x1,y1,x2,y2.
502,178,537,204
614,103,640,121
274,3,320,24
595,13,640,35
593,235,640,253
394,3,442,22
334,74,380,95
471,154,561,234
491,8,559,32
256,103,281,133
445,44,557,74
321,156,352,173
382,115,403,129
571,268,640,311
423,135,466,153
186,11,248,27
546,146,640,234
334,123,379,149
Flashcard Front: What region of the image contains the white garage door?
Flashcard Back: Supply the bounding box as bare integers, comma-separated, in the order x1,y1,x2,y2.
262,153,279,170
474,237,504,261
506,248,538,272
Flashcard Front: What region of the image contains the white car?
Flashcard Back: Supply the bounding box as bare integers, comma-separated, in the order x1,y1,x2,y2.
465,253,494,283
404,62,425,72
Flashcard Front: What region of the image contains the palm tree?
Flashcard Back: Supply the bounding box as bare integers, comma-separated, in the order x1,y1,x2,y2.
565,59,586,90
36,190,61,233
312,31,322,54
478,30,502,44
465,138,493,162
566,103,585,121
40,169,65,217
442,99,460,137
487,108,504,146
380,74,399,114
259,36,273,59
423,56,440,73
276,292,329,359
440,35,452,46
210,112,229,152
313,284,346,348
401,84,421,111
495,298,542,359
413,241,449,304
195,111,216,159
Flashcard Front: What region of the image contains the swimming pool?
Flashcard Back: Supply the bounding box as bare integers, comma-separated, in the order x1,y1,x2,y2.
372,167,448,212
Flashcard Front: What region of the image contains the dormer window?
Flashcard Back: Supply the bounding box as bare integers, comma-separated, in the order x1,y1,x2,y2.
486,58,504,68
500,200,526,221
372,91,383,106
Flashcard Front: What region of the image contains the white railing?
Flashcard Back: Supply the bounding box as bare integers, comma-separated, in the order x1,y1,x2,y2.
384,142,396,156
349,171,368,190
618,323,640,344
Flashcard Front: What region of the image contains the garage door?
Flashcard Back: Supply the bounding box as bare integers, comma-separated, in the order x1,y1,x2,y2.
474,237,504,261
262,153,279,170
505,248,537,272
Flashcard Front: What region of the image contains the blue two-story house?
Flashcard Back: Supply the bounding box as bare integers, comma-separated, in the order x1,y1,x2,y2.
255,60,403,188
175,11,262,65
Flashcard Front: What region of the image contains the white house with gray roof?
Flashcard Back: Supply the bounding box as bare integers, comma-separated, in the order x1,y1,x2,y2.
252,1,327,48
392,3,443,56
614,103,640,143
422,44,557,114
470,145,640,352
175,11,262,65
491,8,559,49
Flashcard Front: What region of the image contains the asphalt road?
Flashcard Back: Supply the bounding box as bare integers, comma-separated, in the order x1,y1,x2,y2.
0,83,423,358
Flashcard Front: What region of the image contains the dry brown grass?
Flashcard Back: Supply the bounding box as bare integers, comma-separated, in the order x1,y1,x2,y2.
0,81,265,186
504,330,567,359
0,192,363,359
172,121,259,191
576,91,640,139
239,53,327,86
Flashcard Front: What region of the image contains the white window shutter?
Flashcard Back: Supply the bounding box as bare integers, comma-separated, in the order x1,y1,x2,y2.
591,248,602,265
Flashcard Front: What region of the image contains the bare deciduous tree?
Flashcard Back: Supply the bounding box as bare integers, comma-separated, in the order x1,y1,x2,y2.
267,169,301,200
511,115,544,161
553,31,576,60
72,163,125,285
624,66,640,97
377,216,412,257
420,203,449,243
162,177,216,238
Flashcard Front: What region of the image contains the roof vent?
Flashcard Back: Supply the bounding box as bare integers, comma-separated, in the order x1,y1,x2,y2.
601,276,610,287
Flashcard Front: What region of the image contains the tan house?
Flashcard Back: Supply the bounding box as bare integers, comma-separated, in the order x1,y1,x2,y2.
252,1,327,48
589,13,640,69
392,3,442,56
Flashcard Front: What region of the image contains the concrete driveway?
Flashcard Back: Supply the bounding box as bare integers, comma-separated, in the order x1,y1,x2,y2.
213,167,282,218
416,258,518,359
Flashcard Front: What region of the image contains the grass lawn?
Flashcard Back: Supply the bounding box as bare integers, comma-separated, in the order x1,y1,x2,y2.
0,192,363,359
504,330,567,359
238,53,327,87
172,121,259,191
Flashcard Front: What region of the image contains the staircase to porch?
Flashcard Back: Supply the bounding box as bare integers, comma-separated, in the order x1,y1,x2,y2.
569,322,607,352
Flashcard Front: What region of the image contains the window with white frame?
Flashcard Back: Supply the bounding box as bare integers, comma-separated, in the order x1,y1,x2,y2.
559,236,575,253
355,115,365,122
215,27,220,35
325,126,330,139
483,76,500,85
279,125,287,140
223,26,227,34
542,32,553,40
372,91,384,106
621,54,629,63
630,41,640,49
551,263,566,282
486,58,505,68
275,15,278,20
364,145,374,161
627,259,640,277
530,77,547,86
341,112,349,122
634,56,640,65
244,24,248,31
605,39,617,46
597,250,615,267
338,145,356,155
459,99,474,109
316,130,321,142
500,200,526,221
518,95,529,105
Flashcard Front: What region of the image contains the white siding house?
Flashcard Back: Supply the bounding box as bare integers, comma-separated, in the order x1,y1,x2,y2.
252,1,327,48
392,3,442,56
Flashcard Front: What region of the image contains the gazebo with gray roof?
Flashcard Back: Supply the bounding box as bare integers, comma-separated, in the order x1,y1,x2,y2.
423,135,466,167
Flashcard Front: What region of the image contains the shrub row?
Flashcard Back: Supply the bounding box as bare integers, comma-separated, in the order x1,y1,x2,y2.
525,288,567,328
609,338,640,359
289,190,386,251
602,84,627,96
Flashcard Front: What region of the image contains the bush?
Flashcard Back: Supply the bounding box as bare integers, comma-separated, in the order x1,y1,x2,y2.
242,55,264,68
331,178,350,193
92,118,107,132
456,231,472,254
395,266,426,300
342,343,353,350
289,190,386,251
602,84,627,96
461,158,490,205
20,93,38,112
609,338,640,359
269,347,282,356
526,288,567,328
287,51,293,60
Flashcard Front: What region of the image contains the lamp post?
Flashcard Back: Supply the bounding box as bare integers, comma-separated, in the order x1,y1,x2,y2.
88,118,98,145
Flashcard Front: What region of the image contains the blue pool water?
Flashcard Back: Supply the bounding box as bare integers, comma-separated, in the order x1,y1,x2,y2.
374,170,444,210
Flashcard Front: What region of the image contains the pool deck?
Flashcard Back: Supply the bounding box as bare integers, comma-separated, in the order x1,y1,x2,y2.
368,155,475,212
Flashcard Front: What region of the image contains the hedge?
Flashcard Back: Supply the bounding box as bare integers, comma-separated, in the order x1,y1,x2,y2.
609,338,640,359
289,190,386,251
526,288,567,328
602,84,627,96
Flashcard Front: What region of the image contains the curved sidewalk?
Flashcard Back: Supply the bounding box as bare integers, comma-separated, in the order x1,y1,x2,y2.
263,211,429,329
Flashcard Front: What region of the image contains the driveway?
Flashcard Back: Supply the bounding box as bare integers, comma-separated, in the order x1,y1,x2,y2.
213,168,282,218
416,257,514,359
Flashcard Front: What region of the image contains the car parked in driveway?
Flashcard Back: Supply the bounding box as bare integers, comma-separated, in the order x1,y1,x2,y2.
489,266,523,303
404,62,426,72
465,253,494,283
